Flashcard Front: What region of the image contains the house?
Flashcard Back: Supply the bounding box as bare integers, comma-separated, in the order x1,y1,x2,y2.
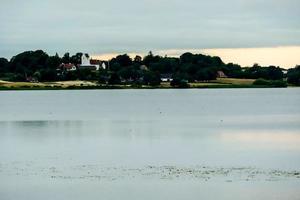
59,63,76,71
57,63,76,76
78,54,100,71
160,73,173,82
90,59,102,68
26,76,38,83
217,71,227,78
281,69,288,75
101,62,107,70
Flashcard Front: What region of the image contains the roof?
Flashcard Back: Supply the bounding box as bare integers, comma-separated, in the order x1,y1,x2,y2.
217,71,227,78
78,65,97,70
60,63,75,69
90,59,101,65
160,73,173,78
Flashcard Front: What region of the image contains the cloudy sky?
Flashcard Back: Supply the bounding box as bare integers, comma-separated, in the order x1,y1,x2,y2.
0,0,299,68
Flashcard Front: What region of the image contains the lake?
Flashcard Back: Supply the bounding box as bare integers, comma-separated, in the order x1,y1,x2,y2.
0,88,300,200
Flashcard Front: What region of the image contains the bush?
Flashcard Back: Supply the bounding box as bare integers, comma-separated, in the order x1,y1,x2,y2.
253,78,270,85
271,80,288,87
11,73,26,81
253,78,287,87
170,78,190,88
142,71,161,86
287,66,300,86
108,72,121,85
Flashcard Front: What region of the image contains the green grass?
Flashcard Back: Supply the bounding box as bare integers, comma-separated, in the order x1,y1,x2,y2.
0,78,292,91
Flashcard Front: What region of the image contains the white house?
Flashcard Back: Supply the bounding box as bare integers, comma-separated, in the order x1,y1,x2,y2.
102,62,107,70
160,73,173,82
78,54,101,70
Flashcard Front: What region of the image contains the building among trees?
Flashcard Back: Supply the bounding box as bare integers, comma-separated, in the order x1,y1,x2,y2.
78,54,101,71
59,63,76,72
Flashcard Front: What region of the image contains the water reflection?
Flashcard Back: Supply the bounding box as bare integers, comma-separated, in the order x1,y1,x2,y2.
0,119,217,139
221,131,300,150
0,118,300,169
0,89,300,200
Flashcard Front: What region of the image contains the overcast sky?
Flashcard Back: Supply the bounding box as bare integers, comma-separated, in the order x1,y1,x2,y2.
0,0,299,67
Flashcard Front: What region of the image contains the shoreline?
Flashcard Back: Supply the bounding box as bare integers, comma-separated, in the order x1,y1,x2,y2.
0,85,292,91
0,78,296,91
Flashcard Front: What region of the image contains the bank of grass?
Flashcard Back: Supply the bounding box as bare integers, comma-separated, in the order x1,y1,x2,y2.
0,80,158,90
252,78,288,87
0,78,291,90
190,78,257,88
213,78,256,85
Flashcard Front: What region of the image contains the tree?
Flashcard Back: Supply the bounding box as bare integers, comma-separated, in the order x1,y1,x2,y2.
77,68,97,80
267,66,283,80
62,53,70,63
118,66,139,81
33,71,41,81
287,66,300,85
108,72,121,85
180,52,194,64
170,72,190,88
109,62,121,72
134,55,142,63
10,50,49,74
98,68,109,84
46,54,61,70
40,68,57,81
0,58,9,74
195,68,217,81
142,71,161,86
112,54,132,67
243,64,283,80
143,51,161,66
70,53,83,65
222,63,243,78
0,50,292,85
170,79,189,88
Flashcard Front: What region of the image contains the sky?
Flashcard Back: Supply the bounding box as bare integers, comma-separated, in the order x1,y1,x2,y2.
0,0,299,68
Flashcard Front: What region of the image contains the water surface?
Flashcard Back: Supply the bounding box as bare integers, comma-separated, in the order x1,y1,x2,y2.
0,88,300,200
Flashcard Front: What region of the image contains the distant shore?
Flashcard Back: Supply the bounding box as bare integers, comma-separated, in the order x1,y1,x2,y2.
0,78,295,91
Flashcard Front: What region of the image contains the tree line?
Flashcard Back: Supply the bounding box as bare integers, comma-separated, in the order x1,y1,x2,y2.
0,50,299,86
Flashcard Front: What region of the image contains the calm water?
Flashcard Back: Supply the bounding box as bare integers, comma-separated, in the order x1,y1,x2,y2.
0,88,300,200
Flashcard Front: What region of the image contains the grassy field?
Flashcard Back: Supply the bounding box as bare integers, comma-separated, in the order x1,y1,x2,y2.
213,78,256,85
188,78,256,88
0,78,286,90
0,80,98,89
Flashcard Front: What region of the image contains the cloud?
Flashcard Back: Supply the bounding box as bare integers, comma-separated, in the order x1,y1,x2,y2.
157,46,300,68
91,46,300,69
0,0,299,68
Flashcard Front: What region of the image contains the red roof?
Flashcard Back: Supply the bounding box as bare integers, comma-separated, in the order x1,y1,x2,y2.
90,59,101,65
60,63,75,69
